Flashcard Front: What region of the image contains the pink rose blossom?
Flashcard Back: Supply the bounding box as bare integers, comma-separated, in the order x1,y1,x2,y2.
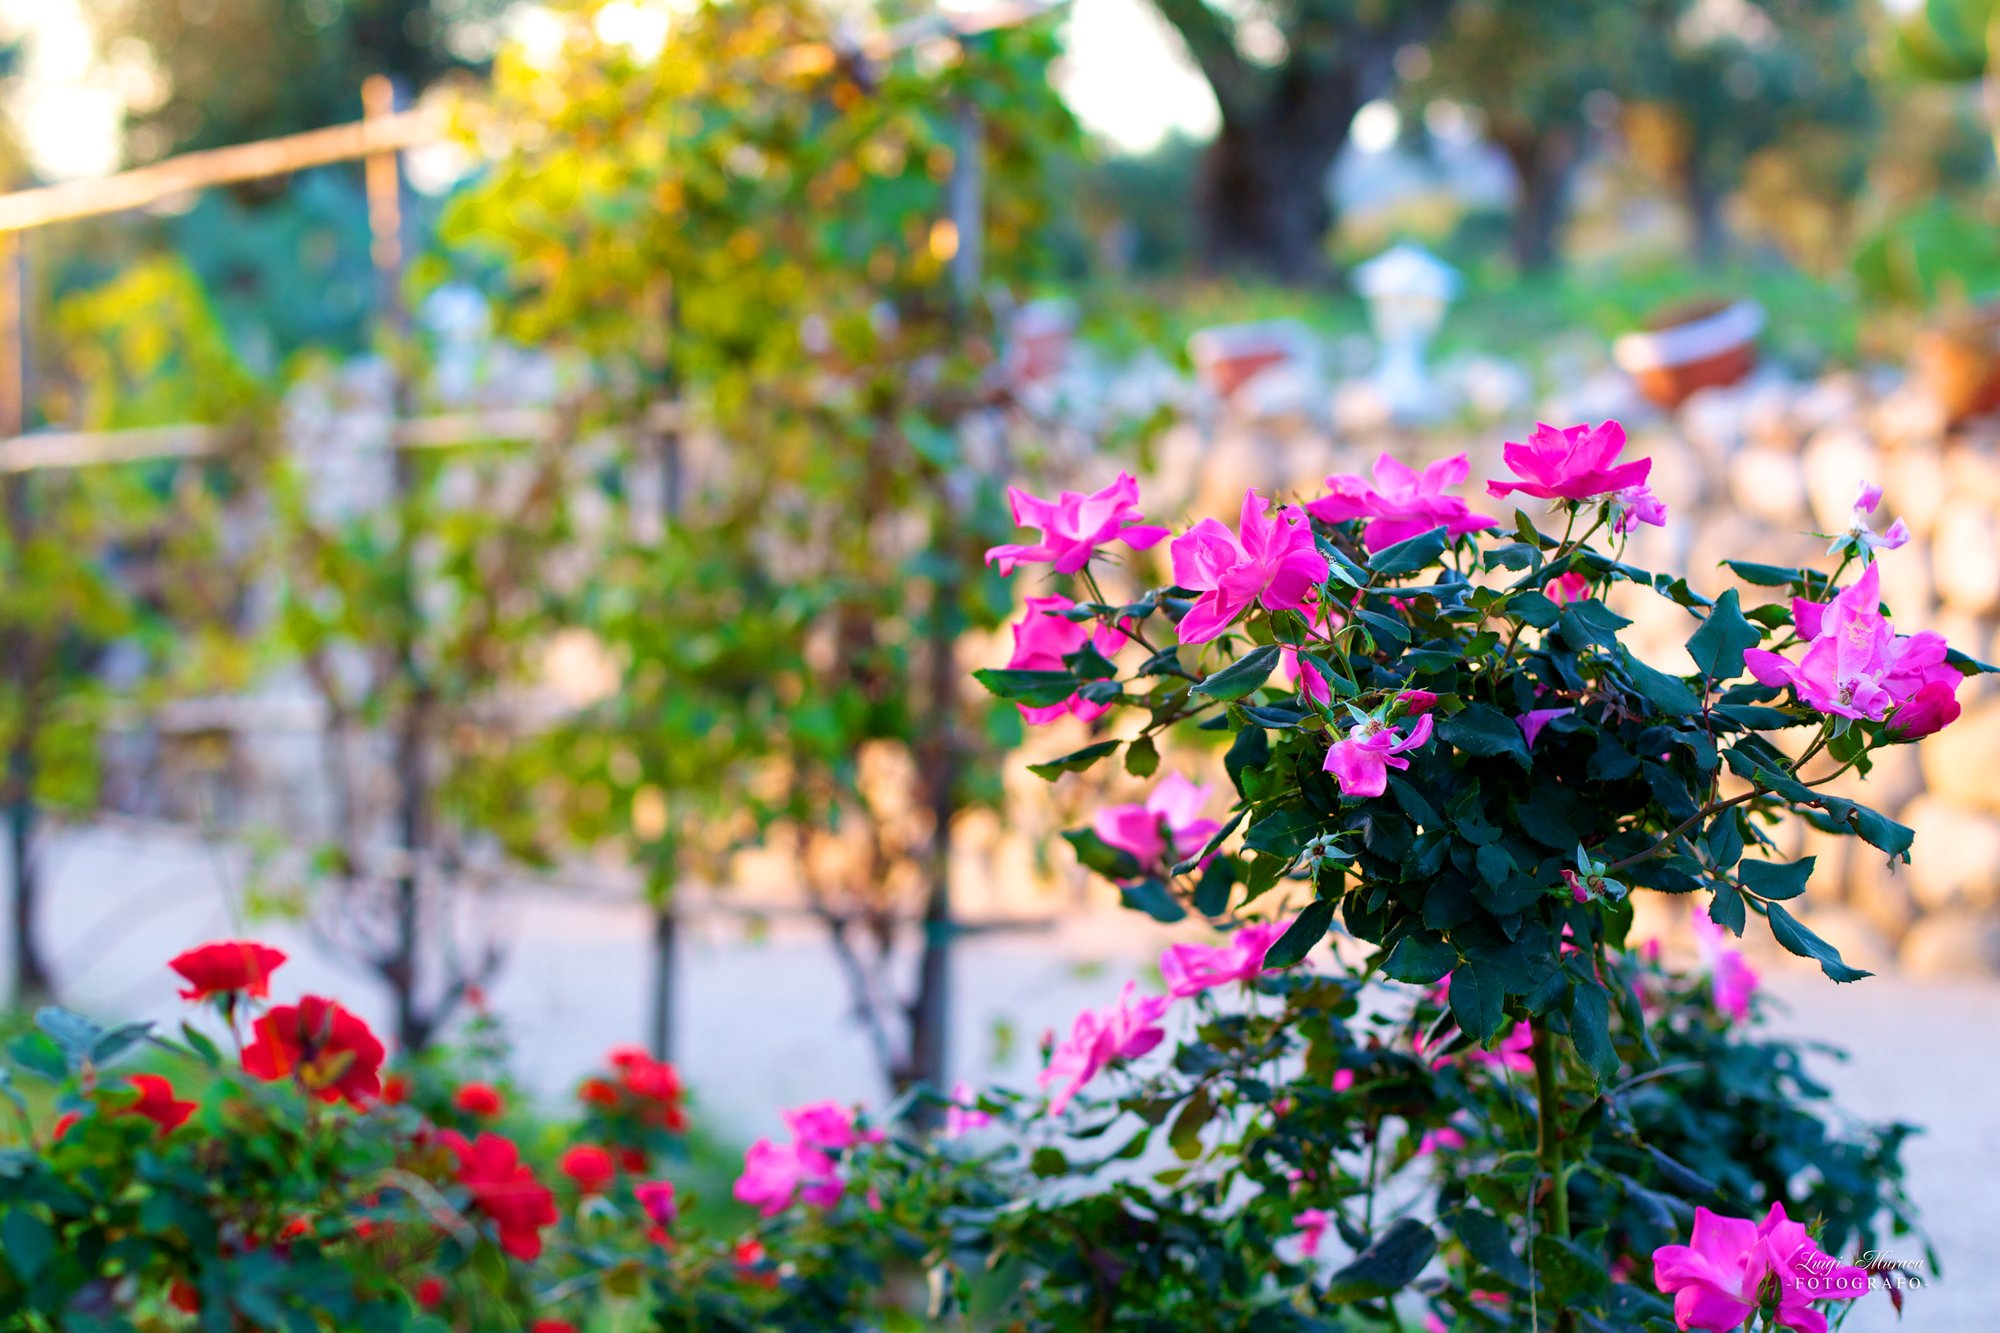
1487,420,1650,503
1517,707,1573,749
733,1138,839,1216
1292,1208,1333,1258
782,1100,881,1152
1170,490,1330,644
1612,482,1668,533
942,1082,992,1138
1093,773,1222,874
1040,981,1172,1115
1547,571,1592,606
1416,1124,1468,1156
1692,904,1760,1022
1323,714,1434,798
1652,1203,1867,1333
985,472,1169,575
1746,564,1958,725
1003,595,1127,726
634,1179,678,1228
1305,453,1499,550
1159,918,1291,997
1397,689,1440,715
1840,480,1910,559
1463,1022,1535,1075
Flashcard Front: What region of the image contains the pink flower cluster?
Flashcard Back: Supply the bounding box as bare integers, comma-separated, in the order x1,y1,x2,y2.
1041,902,1296,1113
1171,490,1329,644
1652,1203,1867,1333
1745,564,1960,736
1093,772,1221,875
1002,595,1128,725
985,472,1168,575
1693,903,1760,1022
732,1100,880,1216
1305,453,1497,551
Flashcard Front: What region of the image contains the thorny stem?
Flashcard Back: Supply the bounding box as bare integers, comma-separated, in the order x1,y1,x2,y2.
1531,1021,1576,1333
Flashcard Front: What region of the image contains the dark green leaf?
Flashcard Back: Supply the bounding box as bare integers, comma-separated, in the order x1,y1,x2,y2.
1120,878,1187,923
1739,857,1813,901
1687,589,1760,681
1191,645,1282,701
1452,1209,1533,1289
1568,980,1618,1085
1323,1218,1438,1301
1368,526,1449,577
1124,735,1160,777
1382,933,1455,985
1028,740,1120,781
1622,649,1702,716
1265,899,1335,968
973,668,1076,707
1449,962,1504,1042
1438,703,1530,766
1766,902,1873,982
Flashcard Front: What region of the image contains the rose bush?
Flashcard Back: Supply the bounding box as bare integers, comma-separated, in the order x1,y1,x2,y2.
0,420,1963,1331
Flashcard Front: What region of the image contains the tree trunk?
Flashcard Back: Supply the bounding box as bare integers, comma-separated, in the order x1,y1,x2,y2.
6,767,51,1007
647,890,677,1061
1195,117,1346,284
1683,155,1727,268
1498,126,1579,275
902,534,959,1097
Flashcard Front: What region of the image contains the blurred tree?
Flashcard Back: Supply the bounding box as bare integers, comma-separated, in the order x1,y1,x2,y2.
1891,0,2000,172
4,260,265,1008
446,0,1084,1090
1619,0,1874,266
1147,0,1454,282
1409,0,1615,273
83,0,504,163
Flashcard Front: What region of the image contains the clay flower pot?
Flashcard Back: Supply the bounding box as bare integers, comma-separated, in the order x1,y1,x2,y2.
1912,304,2000,427
1613,299,1764,410
1188,322,1309,401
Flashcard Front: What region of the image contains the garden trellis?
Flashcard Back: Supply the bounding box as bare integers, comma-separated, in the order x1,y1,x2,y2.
0,0,1063,1079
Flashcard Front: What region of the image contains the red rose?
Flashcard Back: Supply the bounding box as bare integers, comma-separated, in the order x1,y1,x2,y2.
241,996,386,1107
440,1130,557,1261
169,940,287,1002
453,1082,504,1117
577,1076,619,1108
380,1074,409,1105
170,1281,201,1314
559,1144,616,1195
620,1055,683,1105
414,1276,445,1309
118,1074,196,1134
531,1322,578,1333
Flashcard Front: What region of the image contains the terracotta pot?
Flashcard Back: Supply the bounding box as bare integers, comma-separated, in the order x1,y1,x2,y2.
1188,322,1309,401
1612,299,1764,410
1912,306,2000,427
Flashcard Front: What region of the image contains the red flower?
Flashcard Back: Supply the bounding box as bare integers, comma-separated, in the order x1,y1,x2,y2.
634,1179,677,1229
559,1144,616,1194
170,1281,201,1314
530,1322,577,1333
577,1076,619,1108
616,1146,650,1173
169,940,287,1002
241,996,386,1106
440,1131,557,1261
453,1082,504,1117
620,1055,683,1105
735,1236,778,1289
51,1111,79,1140
119,1074,196,1134
380,1074,409,1105
414,1276,446,1309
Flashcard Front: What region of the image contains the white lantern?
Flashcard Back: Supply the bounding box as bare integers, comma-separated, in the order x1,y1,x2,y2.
1352,243,1459,422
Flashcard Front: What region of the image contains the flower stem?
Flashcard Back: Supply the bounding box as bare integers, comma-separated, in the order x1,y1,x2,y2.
1531,1021,1569,1243
1531,1020,1577,1333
